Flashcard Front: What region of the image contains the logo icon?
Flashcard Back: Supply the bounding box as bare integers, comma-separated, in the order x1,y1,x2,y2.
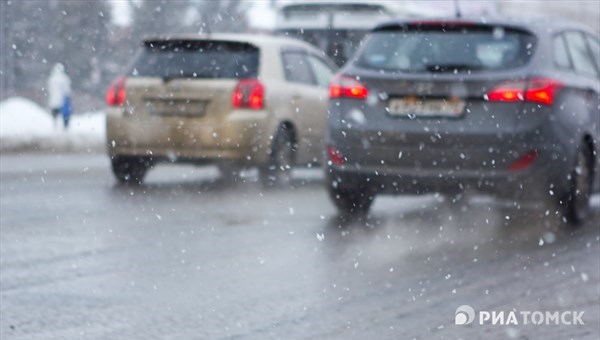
455,305,476,325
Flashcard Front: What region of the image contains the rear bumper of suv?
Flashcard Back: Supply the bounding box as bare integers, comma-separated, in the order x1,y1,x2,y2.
106,108,273,165
325,140,572,201
326,162,559,200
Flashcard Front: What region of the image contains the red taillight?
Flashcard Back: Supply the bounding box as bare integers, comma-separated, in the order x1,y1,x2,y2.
486,78,563,105
524,78,562,105
329,75,368,99
232,78,264,110
508,150,538,171
486,80,526,102
106,76,126,106
327,146,346,165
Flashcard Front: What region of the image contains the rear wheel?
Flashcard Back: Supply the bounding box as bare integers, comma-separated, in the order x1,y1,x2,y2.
260,126,295,187
444,187,469,206
564,144,594,225
218,163,243,183
328,185,375,215
111,156,151,185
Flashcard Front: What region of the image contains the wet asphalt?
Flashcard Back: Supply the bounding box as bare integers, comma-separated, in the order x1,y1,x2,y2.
1,153,599,339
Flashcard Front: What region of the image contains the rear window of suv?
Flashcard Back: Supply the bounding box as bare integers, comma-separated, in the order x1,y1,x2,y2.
128,40,259,79
356,24,536,73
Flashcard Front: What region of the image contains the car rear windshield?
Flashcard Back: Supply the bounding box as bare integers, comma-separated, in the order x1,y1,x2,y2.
356,25,536,73
128,40,259,79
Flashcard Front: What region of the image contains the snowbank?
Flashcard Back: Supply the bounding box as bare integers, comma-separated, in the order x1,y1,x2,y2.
0,97,105,153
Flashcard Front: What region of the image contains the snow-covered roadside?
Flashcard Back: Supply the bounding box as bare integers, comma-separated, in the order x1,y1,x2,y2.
0,97,105,153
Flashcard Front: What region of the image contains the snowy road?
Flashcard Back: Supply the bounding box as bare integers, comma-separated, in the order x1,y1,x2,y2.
1,154,599,339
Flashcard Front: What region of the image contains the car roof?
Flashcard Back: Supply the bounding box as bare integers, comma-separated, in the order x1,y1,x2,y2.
373,16,597,36
142,33,322,53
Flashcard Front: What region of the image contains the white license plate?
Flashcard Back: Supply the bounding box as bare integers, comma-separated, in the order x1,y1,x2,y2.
387,98,465,117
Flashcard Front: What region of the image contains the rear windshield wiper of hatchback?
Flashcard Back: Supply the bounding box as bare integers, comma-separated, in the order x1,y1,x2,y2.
425,63,483,73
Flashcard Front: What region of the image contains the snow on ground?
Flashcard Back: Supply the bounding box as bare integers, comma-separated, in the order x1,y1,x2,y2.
0,97,105,152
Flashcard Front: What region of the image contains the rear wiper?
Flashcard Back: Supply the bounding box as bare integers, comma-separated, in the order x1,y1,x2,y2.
425,64,483,73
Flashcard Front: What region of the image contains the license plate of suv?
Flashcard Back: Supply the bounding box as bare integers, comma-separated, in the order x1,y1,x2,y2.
387,98,465,117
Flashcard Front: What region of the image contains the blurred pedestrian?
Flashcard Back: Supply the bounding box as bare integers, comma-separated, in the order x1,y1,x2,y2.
47,63,72,129
61,93,72,129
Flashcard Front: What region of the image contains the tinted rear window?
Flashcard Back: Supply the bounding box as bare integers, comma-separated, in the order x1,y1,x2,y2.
129,40,259,79
356,25,536,73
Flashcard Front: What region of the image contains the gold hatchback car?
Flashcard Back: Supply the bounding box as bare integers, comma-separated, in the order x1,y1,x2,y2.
106,34,337,185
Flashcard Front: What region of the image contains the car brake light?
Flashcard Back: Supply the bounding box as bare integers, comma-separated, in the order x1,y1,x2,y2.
508,150,538,171
329,75,368,99
327,146,346,165
106,76,126,106
486,80,526,102
486,78,563,105
524,78,563,105
232,78,264,110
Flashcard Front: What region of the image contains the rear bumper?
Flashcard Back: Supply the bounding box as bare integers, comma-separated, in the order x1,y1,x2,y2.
326,163,559,200
325,106,575,199
325,139,572,200
106,108,273,165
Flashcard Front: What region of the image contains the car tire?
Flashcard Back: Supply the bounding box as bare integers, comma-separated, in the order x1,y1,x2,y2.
328,185,374,215
444,189,468,206
111,156,151,185
563,143,594,225
218,164,242,183
260,126,295,187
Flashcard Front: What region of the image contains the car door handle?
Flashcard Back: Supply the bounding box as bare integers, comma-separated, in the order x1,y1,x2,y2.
292,94,302,100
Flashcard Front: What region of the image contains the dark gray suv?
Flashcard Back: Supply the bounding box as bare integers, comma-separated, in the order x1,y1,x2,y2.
325,18,600,224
